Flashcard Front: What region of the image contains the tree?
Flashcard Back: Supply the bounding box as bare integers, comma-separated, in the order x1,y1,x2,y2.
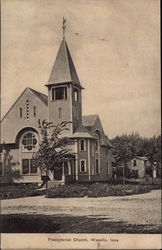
142,135,161,167
110,133,161,178
110,133,136,167
32,120,75,189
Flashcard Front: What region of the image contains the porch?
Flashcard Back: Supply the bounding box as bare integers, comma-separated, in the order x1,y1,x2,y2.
47,160,75,188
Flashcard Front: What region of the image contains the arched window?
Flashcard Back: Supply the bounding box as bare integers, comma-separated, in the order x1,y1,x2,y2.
20,132,38,175
22,132,38,151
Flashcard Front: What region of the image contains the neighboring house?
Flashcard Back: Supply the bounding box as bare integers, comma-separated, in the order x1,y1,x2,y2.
0,24,113,184
127,156,151,179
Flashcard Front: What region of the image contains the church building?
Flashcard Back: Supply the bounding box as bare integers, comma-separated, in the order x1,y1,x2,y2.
0,20,113,184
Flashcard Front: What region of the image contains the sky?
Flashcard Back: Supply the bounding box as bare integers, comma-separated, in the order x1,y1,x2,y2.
1,0,160,139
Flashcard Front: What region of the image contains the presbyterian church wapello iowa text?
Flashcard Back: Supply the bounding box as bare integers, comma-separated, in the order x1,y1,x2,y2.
0,19,113,184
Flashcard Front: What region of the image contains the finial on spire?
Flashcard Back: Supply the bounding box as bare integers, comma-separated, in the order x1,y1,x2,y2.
62,17,66,40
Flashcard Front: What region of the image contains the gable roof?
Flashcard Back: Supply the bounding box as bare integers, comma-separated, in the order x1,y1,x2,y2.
29,88,48,106
0,88,47,127
1,88,48,122
82,115,98,127
46,39,83,88
82,115,111,147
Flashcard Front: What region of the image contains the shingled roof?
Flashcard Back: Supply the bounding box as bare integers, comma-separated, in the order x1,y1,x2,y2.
82,115,98,127
70,131,93,139
70,124,94,139
29,88,48,106
135,156,148,161
46,39,83,88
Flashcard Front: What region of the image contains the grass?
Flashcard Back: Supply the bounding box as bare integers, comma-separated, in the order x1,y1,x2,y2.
0,180,161,200
46,182,161,198
1,214,161,233
0,183,45,200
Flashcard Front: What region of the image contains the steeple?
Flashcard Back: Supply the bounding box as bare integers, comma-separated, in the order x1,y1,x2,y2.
46,18,83,89
46,19,83,134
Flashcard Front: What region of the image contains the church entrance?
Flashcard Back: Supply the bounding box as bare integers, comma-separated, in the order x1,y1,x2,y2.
52,160,75,183
53,164,62,180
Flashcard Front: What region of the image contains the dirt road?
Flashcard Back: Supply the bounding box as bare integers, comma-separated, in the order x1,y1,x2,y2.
1,190,161,226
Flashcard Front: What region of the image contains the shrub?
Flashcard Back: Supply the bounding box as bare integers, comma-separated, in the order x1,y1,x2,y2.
46,183,157,198
0,184,45,200
139,177,161,188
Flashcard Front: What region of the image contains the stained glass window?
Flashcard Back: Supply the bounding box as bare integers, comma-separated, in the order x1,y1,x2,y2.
22,133,37,151
21,132,38,175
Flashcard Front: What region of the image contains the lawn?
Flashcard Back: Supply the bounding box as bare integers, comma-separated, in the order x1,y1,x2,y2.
46,182,161,198
0,183,45,200
0,179,161,199
1,189,161,234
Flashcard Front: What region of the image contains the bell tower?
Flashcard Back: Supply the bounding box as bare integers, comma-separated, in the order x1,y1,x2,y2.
46,18,84,135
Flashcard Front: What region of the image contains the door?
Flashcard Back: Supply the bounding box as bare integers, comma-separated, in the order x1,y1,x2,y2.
54,164,62,180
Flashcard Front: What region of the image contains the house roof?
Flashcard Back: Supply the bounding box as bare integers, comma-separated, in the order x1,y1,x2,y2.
46,39,83,88
29,88,48,106
76,124,90,133
82,115,98,127
70,124,94,139
135,156,148,161
70,132,93,139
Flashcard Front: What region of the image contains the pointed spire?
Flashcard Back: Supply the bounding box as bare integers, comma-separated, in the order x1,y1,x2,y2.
46,19,83,88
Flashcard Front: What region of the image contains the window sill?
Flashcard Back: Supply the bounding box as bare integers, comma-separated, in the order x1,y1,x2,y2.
51,99,67,102
22,151,38,153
